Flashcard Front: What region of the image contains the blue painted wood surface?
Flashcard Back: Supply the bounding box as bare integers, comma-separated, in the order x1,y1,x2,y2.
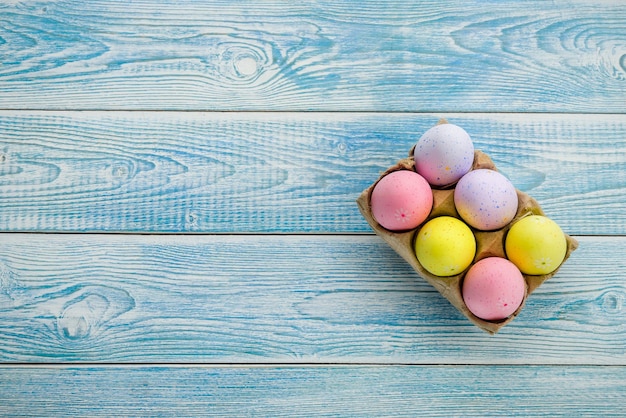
2,366,626,417
0,234,623,364
0,112,624,234
1,1,625,416
1,1,625,112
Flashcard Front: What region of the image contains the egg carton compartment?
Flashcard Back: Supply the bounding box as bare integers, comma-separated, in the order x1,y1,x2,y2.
356,132,578,334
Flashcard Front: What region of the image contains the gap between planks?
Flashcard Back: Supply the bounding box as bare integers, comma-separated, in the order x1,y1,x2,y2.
2,110,626,116
3,363,624,369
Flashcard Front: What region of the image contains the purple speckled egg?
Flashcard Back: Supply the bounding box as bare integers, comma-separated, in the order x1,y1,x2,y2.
454,169,518,231
413,123,474,187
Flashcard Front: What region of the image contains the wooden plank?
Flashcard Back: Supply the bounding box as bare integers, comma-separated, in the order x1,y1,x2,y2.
1,112,624,234
2,365,625,417
1,1,625,112
0,234,623,364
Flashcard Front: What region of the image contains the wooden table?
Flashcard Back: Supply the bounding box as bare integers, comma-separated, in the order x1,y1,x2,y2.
1,2,625,416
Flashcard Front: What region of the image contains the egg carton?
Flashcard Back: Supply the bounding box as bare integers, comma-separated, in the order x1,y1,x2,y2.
356,121,578,334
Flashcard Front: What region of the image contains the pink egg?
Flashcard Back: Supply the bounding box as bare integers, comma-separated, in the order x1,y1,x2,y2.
370,170,433,231
454,169,518,231
413,123,474,187
462,257,526,321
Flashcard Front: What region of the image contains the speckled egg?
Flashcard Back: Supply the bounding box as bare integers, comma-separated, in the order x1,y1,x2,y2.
462,257,526,321
413,123,474,187
370,170,433,231
505,215,567,275
414,216,476,277
454,169,518,231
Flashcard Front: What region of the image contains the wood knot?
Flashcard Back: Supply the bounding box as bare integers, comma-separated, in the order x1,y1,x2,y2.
601,290,624,314
55,285,135,341
0,261,23,303
218,43,271,83
57,293,108,340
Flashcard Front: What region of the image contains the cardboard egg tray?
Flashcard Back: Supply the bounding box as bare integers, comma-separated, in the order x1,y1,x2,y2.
356,122,578,334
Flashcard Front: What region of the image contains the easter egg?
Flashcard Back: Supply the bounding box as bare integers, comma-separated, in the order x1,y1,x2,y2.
505,215,567,275
414,216,476,276
454,169,519,231
462,257,526,321
413,123,474,187
370,170,433,231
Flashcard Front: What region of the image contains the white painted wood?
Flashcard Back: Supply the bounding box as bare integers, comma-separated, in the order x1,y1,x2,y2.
0,234,623,364
1,112,624,234
0,1,624,111
2,365,625,417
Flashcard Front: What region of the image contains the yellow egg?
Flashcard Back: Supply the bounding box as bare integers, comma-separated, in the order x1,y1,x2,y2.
414,216,476,276
505,215,567,275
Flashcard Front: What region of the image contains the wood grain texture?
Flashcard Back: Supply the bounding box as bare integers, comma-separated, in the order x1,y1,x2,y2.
2,1,625,414
1,1,625,112
1,112,624,234
0,234,623,364
2,365,625,417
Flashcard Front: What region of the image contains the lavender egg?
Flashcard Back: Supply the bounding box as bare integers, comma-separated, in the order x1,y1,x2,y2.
413,123,474,187
454,169,518,231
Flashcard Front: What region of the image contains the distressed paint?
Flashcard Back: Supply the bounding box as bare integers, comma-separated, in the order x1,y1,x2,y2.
0,234,623,364
0,112,624,233
0,1,625,111
0,1,625,415
2,366,626,417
